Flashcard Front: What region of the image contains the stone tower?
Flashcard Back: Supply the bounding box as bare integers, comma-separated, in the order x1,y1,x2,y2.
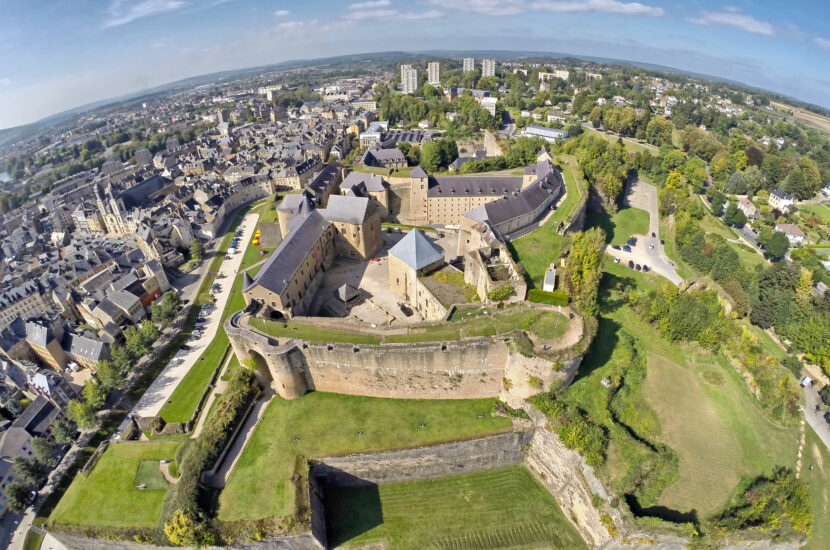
409,165,429,225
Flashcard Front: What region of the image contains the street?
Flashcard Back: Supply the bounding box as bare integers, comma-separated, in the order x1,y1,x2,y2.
803,385,830,451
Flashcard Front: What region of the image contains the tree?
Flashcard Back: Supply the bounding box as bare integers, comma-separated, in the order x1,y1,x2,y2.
13,457,47,487
664,170,684,191
741,165,764,196
4,398,23,417
763,230,790,260
796,267,814,305
420,141,442,172
110,345,133,373
190,238,205,261
152,291,180,328
5,482,31,513
67,400,96,430
82,381,108,410
683,156,707,192
164,510,215,546
645,116,673,146
31,437,55,465
561,228,606,316
589,106,603,129
710,192,727,216
96,360,121,391
783,168,810,200
722,202,746,227
661,150,686,173
51,419,75,445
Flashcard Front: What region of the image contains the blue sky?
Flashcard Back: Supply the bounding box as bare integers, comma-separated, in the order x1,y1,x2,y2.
0,0,828,129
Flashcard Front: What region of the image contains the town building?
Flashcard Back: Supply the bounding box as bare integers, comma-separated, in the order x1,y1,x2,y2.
520,126,569,143
462,57,475,72
481,58,496,78
775,223,806,245
427,62,440,85
400,65,418,94
769,189,794,213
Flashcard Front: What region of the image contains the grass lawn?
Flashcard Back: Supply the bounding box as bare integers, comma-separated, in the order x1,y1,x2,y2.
799,203,830,224
551,156,585,225
251,306,569,346
509,225,564,289
727,240,767,269
134,459,170,490
158,271,250,423
327,466,586,550
217,393,513,522
22,531,43,550
585,128,659,156
587,206,650,246
50,440,180,528
803,426,830,550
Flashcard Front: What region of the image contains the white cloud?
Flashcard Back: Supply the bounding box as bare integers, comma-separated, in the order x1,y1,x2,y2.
349,0,392,8
276,19,317,31
688,9,774,36
274,9,290,17
102,0,186,28
815,37,830,50
427,0,662,16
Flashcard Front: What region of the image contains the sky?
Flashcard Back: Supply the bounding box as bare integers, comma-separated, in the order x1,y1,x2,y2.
0,0,829,130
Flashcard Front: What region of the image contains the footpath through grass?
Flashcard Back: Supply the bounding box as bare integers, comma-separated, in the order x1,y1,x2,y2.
327,465,586,550
217,393,512,521
50,440,180,528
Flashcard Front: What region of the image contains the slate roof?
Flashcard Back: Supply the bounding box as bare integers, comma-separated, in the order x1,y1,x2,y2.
25,321,51,348
0,427,31,459
248,210,331,295
340,172,386,195
771,189,793,201
119,175,170,209
428,174,524,198
410,166,428,178
389,230,444,270
64,332,108,362
11,395,58,438
322,195,369,225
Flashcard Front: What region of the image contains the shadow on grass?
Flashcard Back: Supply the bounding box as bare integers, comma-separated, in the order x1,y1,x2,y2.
625,493,698,525
321,471,383,548
586,209,617,244
574,316,620,383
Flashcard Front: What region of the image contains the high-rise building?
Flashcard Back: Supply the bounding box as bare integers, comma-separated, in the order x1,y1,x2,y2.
400,64,418,94
481,58,496,78
462,57,475,72
427,62,440,85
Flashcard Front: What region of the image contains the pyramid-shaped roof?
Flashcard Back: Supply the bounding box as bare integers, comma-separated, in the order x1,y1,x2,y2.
388,229,444,270
410,165,428,178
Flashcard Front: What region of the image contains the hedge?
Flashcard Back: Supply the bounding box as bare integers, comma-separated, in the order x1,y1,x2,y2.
527,289,569,306
161,368,259,535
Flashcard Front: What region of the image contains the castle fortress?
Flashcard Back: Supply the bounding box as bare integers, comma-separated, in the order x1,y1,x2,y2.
242,149,564,319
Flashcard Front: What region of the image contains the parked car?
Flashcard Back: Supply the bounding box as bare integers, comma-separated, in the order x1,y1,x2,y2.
648,244,655,250
627,237,637,245
611,245,621,250
651,232,656,238
635,264,641,271
643,265,650,272
623,245,632,252
628,260,634,269
614,257,620,263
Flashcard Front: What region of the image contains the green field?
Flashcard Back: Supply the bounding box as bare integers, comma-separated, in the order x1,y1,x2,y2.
585,128,659,156
327,466,586,550
217,393,513,521
587,206,650,246
799,203,830,224
564,263,801,520
22,531,43,550
803,426,830,550
51,440,180,528
249,306,569,345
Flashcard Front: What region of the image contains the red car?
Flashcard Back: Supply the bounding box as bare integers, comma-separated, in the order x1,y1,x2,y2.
651,232,656,238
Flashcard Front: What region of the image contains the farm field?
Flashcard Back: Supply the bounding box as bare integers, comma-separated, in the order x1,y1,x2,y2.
217,393,512,521
50,440,180,528
771,102,830,136
327,466,586,550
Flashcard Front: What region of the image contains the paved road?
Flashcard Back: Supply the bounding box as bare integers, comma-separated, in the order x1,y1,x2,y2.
803,386,830,450
133,212,260,418
605,177,683,285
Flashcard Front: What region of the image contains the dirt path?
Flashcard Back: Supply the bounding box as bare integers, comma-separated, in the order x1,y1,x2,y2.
190,352,234,439
158,461,178,485
528,308,584,351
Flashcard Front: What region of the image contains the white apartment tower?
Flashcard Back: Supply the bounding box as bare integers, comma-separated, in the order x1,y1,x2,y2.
462,57,475,72
400,64,418,94
427,62,440,85
481,58,496,78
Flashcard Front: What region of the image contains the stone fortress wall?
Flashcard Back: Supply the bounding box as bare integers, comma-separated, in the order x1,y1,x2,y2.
225,319,511,400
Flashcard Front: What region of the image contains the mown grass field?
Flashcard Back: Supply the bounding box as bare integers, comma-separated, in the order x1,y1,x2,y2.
799,203,830,224
587,205,650,246
585,128,659,156
217,393,513,521
327,466,586,550
51,440,180,528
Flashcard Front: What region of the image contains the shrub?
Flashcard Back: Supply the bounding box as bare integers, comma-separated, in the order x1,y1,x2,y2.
528,375,543,389
819,385,830,407
529,392,608,466
527,289,569,306
487,284,514,302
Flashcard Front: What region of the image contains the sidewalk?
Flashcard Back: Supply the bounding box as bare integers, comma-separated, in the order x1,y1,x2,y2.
133,211,259,418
